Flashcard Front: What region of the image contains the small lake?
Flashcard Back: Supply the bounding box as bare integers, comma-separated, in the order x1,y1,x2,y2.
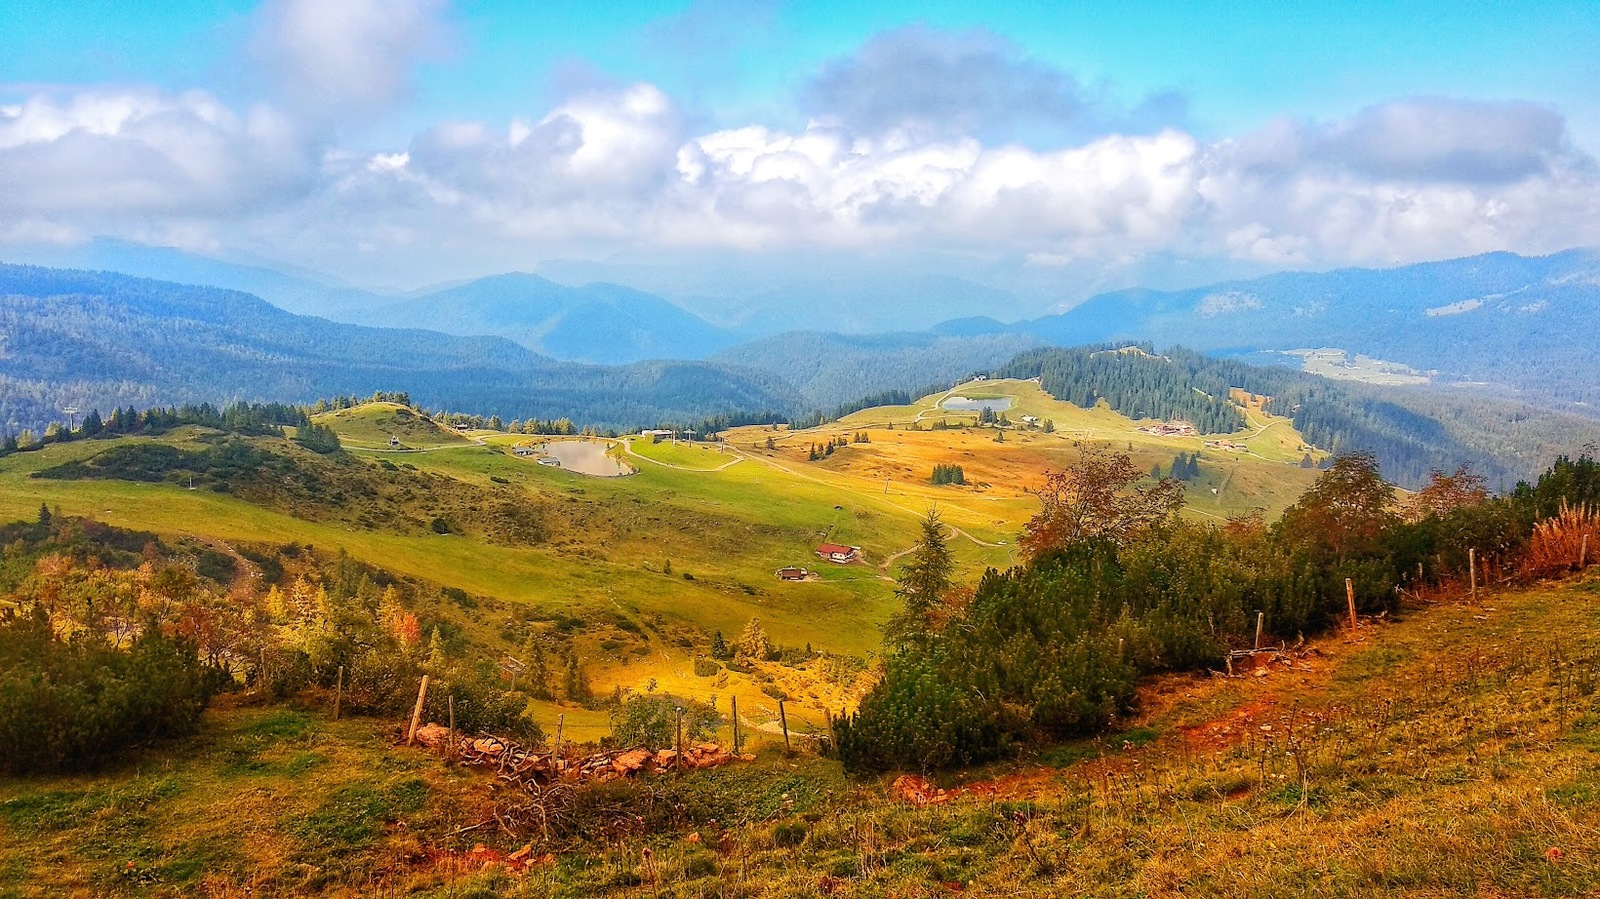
539,440,633,477
941,396,1014,412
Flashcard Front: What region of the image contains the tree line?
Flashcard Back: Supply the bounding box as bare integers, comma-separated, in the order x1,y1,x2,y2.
835,446,1600,772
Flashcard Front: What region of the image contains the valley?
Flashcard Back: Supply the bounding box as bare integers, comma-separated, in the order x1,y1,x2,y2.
0,380,1321,736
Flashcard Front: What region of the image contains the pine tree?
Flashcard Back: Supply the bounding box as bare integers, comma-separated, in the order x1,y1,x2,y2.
710,630,730,660
523,637,551,699
563,654,591,702
885,508,955,645
425,627,446,671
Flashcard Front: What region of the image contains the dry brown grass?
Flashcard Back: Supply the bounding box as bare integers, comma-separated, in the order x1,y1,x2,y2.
1525,502,1600,577
7,573,1598,898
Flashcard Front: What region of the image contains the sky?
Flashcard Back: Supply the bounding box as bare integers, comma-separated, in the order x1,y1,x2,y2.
2,0,1598,298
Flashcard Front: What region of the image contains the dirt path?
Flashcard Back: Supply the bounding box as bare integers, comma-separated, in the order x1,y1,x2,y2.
622,438,743,472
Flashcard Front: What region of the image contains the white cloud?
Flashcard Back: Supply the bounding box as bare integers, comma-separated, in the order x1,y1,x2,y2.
252,0,450,120
3,33,1599,288
0,88,310,219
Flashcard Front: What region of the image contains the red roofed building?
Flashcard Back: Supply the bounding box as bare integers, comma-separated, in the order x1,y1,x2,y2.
815,543,861,564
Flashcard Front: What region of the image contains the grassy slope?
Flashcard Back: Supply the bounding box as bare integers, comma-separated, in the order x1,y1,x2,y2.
0,388,1317,729
312,403,472,450
3,573,1596,897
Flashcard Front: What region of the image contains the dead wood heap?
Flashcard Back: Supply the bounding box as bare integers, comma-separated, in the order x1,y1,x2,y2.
411,724,754,786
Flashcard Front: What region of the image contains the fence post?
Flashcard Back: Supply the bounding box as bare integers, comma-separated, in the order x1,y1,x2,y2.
731,696,741,756
1583,534,1590,569
675,707,684,771
333,665,344,721
1254,611,1264,650
447,694,455,761
406,675,430,746
1469,548,1477,601
778,699,792,754
554,713,565,774
1345,578,1357,631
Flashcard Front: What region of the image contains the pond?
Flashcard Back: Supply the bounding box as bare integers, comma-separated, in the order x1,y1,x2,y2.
941,395,1014,412
538,440,634,477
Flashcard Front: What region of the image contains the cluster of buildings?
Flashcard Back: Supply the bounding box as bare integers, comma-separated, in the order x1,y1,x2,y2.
1137,421,1198,437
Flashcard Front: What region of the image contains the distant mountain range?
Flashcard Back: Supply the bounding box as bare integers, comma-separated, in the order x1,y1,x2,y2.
367,274,738,365
1000,249,1600,412
5,241,740,365
0,264,800,435
19,244,1597,414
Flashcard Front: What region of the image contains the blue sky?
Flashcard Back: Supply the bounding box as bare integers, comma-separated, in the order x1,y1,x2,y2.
2,0,1598,297
9,1,1596,141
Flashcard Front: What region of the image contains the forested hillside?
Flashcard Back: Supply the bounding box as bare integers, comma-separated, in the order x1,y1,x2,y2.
995,344,1600,488
0,265,801,435
996,346,1246,433
711,330,1043,406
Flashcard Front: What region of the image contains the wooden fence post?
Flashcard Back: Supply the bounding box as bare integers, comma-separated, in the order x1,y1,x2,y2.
675,707,684,771
1345,578,1357,631
406,675,430,746
1254,611,1264,650
1582,534,1590,569
333,665,344,722
447,694,455,760
1469,548,1477,601
554,713,565,774
778,699,791,754
731,696,740,756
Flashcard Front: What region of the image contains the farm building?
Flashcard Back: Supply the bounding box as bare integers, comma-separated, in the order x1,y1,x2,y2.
776,567,809,581
513,445,536,457
640,429,675,443
815,543,861,564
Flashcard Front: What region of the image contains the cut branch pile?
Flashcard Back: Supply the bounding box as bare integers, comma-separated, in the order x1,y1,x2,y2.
411,723,753,786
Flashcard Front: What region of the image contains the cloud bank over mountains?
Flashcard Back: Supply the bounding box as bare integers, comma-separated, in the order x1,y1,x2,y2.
1,3,1596,287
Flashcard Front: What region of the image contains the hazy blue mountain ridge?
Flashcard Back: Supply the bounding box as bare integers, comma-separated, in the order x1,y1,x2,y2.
1013,249,1600,408
378,274,738,364
0,265,802,435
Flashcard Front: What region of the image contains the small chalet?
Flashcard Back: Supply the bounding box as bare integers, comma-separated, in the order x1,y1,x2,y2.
814,543,861,564
640,428,675,443
513,445,536,457
388,435,401,447
776,567,809,581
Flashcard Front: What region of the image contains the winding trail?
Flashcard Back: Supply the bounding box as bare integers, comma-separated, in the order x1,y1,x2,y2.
621,438,743,472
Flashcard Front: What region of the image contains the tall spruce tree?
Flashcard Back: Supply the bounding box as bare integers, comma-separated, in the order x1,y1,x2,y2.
885,507,955,645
